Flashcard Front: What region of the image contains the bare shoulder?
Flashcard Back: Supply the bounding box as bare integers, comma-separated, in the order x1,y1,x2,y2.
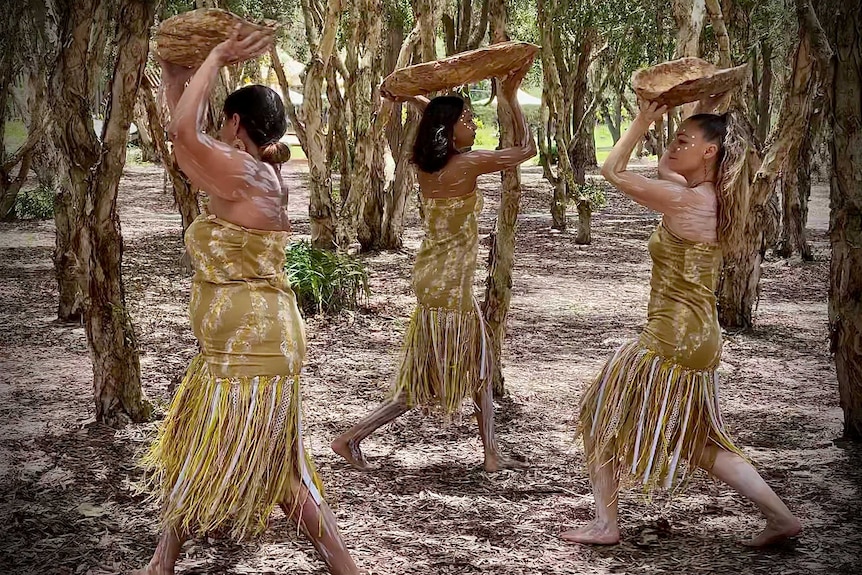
690,183,718,209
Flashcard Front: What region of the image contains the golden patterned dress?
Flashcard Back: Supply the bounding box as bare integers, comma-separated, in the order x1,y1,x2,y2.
578,222,745,491
143,213,322,539
393,190,493,413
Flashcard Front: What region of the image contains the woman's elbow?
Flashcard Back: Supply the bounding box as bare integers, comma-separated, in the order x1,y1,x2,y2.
600,164,614,182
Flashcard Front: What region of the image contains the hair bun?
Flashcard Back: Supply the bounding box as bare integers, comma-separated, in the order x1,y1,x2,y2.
260,141,291,165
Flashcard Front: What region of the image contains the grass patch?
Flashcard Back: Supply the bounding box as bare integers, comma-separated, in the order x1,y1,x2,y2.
3,120,27,154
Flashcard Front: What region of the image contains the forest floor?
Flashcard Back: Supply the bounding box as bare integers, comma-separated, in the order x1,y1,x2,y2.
1,162,859,575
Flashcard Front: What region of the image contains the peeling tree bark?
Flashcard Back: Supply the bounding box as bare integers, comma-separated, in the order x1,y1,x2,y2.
705,0,732,68
481,0,525,398
673,0,706,119
338,0,384,249
52,0,102,323
300,0,342,249
377,2,437,249
673,0,706,59
85,0,157,426
824,0,862,441
537,0,574,232
718,0,830,329
51,0,156,425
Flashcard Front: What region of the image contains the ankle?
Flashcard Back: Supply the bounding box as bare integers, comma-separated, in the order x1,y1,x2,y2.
593,517,619,530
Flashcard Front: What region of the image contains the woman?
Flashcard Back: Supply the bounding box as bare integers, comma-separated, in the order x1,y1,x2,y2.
135,28,361,575
562,99,801,547
332,67,536,472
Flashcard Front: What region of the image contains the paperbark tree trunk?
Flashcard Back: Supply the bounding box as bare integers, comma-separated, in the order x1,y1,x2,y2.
52,0,104,323
379,2,437,249
52,0,156,425
337,0,384,249
481,0,526,397
673,0,706,118
824,0,862,441
718,0,830,329
300,0,342,249
705,0,732,68
538,0,574,232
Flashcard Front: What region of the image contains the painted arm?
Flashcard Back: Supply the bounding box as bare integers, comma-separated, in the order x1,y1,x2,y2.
167,27,275,201
601,101,696,214
461,72,536,176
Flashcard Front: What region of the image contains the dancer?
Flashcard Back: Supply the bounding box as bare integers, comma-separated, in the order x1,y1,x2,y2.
135,27,361,575
561,97,801,547
332,66,536,472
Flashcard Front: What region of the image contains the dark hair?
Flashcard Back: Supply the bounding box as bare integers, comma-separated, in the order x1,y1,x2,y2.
686,113,728,167
411,96,465,173
224,85,290,166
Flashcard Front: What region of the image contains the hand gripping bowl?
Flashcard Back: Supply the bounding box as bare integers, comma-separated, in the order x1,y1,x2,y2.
380,41,540,98
631,57,749,108
154,8,278,67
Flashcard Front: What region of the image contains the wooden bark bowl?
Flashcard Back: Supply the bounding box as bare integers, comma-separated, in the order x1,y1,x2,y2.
380,41,540,98
632,57,749,107
154,8,277,67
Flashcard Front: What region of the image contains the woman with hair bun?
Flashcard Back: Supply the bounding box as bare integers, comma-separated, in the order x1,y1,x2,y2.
562,96,801,547
333,66,536,473
135,26,361,575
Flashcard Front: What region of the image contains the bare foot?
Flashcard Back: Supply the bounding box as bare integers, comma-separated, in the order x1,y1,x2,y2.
332,436,372,470
561,520,621,545
741,517,802,547
483,453,529,472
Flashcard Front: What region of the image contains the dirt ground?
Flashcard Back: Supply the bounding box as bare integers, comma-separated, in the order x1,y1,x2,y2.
1,162,859,575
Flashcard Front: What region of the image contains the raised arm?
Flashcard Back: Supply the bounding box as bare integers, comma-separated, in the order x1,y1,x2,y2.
167,27,275,201
460,69,536,177
601,101,697,214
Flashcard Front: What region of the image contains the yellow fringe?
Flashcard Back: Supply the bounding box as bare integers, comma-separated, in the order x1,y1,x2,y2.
392,303,493,414
578,341,745,492
143,355,324,539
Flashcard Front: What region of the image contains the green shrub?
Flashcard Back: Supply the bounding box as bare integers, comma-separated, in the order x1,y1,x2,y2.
15,186,55,220
284,241,370,315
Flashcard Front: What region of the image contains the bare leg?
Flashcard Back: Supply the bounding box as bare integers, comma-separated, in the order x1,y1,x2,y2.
697,447,801,546
474,381,528,472
279,485,361,575
561,436,621,545
131,527,187,575
332,396,411,470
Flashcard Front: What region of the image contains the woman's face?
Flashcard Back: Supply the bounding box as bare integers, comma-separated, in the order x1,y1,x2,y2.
666,120,718,175
452,108,476,149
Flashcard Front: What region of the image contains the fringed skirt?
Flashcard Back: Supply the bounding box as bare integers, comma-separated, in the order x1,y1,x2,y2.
578,341,745,491
392,299,493,414
143,355,324,539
